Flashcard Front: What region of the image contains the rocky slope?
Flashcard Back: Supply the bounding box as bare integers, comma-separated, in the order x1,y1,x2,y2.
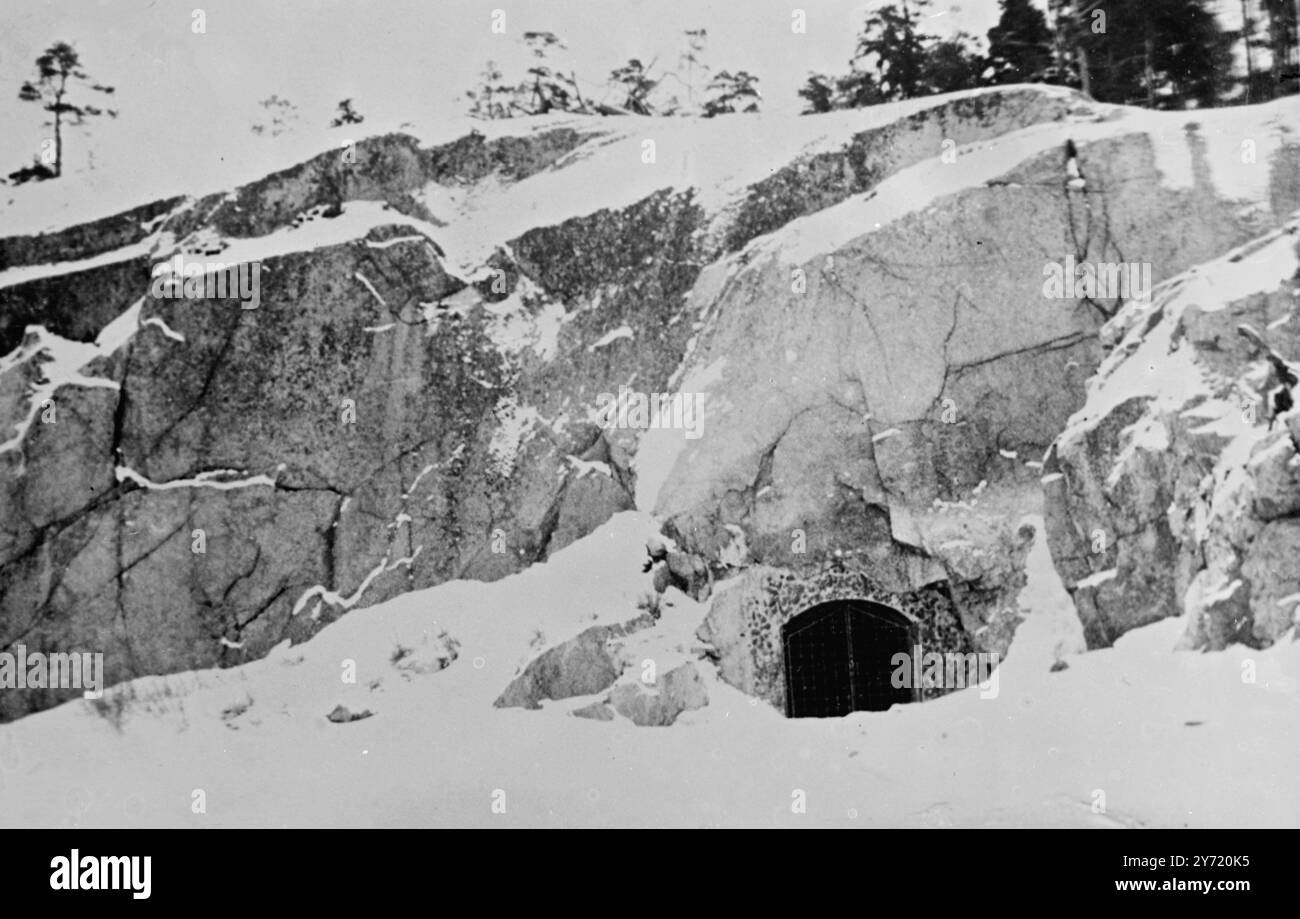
2,85,1299,719
642,94,1300,658
1046,216,1300,650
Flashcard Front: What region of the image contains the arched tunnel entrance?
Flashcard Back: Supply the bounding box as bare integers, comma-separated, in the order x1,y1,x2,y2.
781,599,918,717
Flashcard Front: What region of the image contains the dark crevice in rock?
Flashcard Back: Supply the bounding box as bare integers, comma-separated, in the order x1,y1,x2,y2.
120,519,190,583
322,494,344,598
114,500,137,673
235,581,291,634
109,349,132,466
218,545,263,608
533,485,566,563
951,331,1092,375
0,484,125,606
144,318,242,461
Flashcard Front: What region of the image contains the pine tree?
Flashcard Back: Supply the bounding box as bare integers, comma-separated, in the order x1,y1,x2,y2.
466,33,590,118
852,0,933,101
986,0,1055,84
521,31,584,115
1241,0,1260,101
678,29,710,108
465,61,513,119
1064,0,1229,107
799,2,985,111
1150,0,1233,106
330,98,364,127
1045,0,1098,96
921,33,986,94
834,69,888,108
17,41,116,179
609,59,660,115
798,73,837,113
1262,0,1300,95
701,70,761,116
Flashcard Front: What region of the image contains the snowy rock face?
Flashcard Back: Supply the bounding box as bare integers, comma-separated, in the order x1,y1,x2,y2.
1045,219,1300,649
651,96,1300,652
0,130,645,721
1,86,1298,721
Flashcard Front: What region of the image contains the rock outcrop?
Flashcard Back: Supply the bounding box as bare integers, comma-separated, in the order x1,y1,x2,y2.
494,613,655,709
644,537,712,602
572,662,709,726
2,85,1299,719
649,96,1300,658
1045,217,1300,649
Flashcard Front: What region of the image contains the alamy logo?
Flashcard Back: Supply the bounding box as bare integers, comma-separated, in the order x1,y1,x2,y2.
890,647,1000,699
595,385,704,440
1042,255,1151,304
150,253,261,310
0,644,103,698
50,850,151,899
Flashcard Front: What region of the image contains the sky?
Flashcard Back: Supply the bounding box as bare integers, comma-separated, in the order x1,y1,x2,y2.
0,0,1252,209
0,1,1019,178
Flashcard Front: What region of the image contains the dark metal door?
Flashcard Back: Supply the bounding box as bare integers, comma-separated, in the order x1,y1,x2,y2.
847,603,915,712
782,603,853,717
782,600,915,717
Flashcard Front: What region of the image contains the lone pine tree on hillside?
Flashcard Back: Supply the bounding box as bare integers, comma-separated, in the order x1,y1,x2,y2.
17,41,116,180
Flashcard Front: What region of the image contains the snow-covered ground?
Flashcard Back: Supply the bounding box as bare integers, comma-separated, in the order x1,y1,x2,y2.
1,509,1294,828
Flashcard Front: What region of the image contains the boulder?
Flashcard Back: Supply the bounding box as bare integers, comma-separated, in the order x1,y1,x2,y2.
1247,435,1300,520
494,614,654,710
564,663,708,726
570,701,615,721
607,663,708,726
326,704,373,723
647,549,712,602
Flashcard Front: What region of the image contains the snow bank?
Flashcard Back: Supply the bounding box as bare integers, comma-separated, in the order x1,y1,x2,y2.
0,509,1295,828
